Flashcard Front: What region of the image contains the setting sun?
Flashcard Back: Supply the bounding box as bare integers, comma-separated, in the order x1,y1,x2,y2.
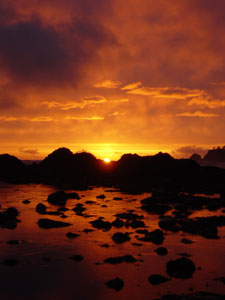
103,158,111,163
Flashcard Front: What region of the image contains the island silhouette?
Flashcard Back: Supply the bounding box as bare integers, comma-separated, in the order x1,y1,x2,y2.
1,147,225,195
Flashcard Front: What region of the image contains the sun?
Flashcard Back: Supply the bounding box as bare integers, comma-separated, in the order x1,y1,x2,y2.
103,158,111,163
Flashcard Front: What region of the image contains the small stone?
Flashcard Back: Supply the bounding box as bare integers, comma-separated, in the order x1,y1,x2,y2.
105,277,124,291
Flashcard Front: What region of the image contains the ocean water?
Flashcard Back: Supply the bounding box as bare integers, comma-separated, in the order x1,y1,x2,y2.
0,183,225,300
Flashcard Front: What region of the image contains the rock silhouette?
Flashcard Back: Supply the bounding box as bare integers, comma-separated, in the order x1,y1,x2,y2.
166,257,196,279
0,147,225,196
105,277,124,291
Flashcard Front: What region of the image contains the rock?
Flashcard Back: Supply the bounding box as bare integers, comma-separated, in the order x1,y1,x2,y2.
96,194,106,199
177,253,191,258
103,255,137,264
138,229,164,245
0,207,20,229
90,218,112,230
37,218,71,229
112,232,130,244
73,204,86,214
47,191,80,205
65,192,80,200
115,212,144,220
85,200,96,204
100,243,110,248
179,217,221,239
47,191,68,205
69,255,84,262
141,197,172,215
155,247,168,256
148,274,170,285
83,228,94,233
113,197,123,201
66,232,80,239
111,218,124,228
158,217,180,232
181,238,194,244
57,207,69,212
7,240,20,245
36,203,47,214
166,257,196,279
126,219,145,228
131,242,143,246
22,200,30,204
105,277,124,291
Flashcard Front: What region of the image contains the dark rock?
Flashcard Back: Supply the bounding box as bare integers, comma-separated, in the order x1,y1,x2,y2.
22,200,30,204
47,211,61,216
111,218,124,228
85,200,96,204
47,191,68,205
112,232,130,244
159,217,180,232
38,218,71,229
66,232,80,239
115,212,144,220
126,219,145,228
131,242,143,246
166,257,196,279
103,255,137,264
105,277,124,291
0,207,20,229
136,229,149,234
36,203,47,214
7,240,19,245
190,153,202,162
138,229,164,245
69,255,84,262
179,217,221,239
113,197,123,201
96,194,106,199
100,243,109,248
181,238,194,244
155,247,168,256
73,204,86,214
141,202,172,215
83,228,94,233
90,218,112,230
177,253,191,258
57,207,69,212
148,274,170,285
65,192,80,200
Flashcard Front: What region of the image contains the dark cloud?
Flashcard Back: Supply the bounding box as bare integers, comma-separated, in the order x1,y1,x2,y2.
0,19,71,86
172,145,208,158
0,16,117,87
19,147,39,155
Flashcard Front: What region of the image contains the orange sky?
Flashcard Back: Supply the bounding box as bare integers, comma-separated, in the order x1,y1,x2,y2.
0,0,225,160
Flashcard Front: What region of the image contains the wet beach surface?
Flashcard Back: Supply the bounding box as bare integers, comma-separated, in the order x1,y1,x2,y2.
0,183,225,300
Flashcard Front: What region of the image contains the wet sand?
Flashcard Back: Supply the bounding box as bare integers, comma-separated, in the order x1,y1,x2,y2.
0,183,225,300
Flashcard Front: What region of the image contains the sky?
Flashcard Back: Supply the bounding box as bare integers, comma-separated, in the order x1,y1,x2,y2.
0,0,225,160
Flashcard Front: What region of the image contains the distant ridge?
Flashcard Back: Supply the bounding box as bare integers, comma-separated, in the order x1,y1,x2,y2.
189,146,225,168
0,147,225,194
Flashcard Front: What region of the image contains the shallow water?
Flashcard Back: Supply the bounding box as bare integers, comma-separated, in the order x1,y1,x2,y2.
0,183,225,300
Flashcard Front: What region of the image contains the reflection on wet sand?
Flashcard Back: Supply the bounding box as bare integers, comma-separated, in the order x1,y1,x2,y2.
0,183,225,300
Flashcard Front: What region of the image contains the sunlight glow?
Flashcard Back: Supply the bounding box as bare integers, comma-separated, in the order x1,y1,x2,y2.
104,158,111,163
